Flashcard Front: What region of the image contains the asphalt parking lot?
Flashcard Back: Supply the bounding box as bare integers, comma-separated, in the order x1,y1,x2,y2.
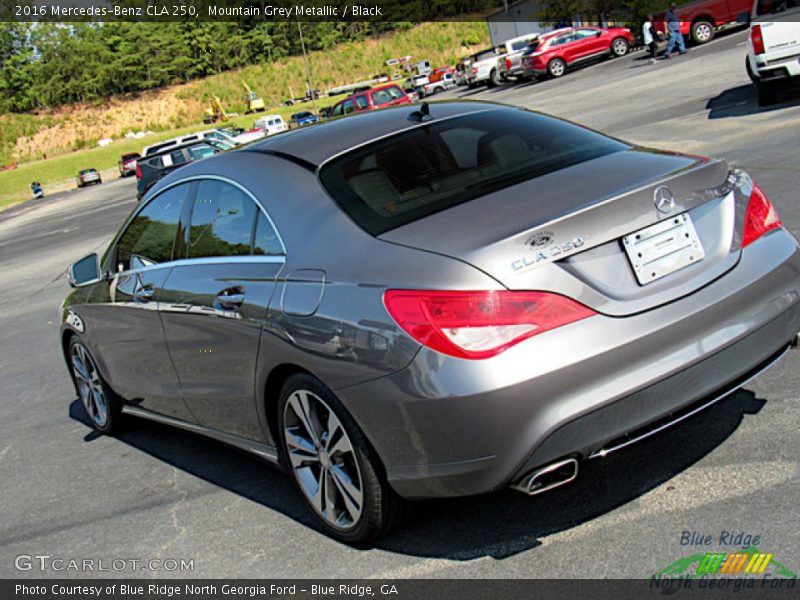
1,28,799,579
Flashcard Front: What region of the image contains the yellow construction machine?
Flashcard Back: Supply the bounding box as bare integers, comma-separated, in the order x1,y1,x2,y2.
203,96,232,124
242,82,265,114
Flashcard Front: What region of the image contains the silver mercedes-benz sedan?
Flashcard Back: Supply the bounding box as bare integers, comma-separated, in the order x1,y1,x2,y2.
61,101,800,543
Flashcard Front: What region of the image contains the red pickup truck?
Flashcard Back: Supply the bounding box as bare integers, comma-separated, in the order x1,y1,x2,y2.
653,0,752,45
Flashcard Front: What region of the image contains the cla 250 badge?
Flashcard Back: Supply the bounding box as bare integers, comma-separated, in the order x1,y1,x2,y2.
511,236,585,271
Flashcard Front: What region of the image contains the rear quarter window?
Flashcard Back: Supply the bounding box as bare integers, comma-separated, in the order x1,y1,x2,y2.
319,109,628,236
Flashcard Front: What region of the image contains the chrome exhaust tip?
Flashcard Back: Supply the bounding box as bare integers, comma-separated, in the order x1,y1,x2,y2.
510,457,578,496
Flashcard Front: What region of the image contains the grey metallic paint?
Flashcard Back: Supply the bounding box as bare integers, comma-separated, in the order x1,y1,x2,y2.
61,102,800,501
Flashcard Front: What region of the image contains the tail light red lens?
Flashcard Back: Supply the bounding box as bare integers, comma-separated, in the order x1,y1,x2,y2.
384,290,596,360
135,163,142,179
742,182,782,248
751,25,765,55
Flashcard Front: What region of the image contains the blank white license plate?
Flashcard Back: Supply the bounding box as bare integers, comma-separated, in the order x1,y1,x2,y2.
623,213,705,285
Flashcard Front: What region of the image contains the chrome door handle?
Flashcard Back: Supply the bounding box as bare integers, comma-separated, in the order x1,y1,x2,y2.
214,286,245,310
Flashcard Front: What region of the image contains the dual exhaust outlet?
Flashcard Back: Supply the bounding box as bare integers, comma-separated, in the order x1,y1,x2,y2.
510,331,800,497
510,457,578,496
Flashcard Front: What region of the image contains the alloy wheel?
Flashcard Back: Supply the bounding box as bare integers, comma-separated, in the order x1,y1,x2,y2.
70,343,108,428
612,39,628,56
283,389,364,530
549,59,566,77
694,22,713,43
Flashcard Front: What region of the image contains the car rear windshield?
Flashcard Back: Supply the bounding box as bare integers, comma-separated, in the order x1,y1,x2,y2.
318,109,628,236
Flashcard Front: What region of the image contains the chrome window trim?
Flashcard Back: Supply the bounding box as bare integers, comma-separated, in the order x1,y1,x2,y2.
107,174,287,276
114,254,285,280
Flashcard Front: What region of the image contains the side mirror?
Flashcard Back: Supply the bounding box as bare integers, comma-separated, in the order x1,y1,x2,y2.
68,253,102,288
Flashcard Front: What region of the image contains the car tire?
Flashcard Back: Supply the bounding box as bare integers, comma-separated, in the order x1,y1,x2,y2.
756,80,777,106
691,20,714,45
278,373,406,544
611,37,629,57
547,58,567,78
97,178,102,185
68,337,123,434
489,68,503,87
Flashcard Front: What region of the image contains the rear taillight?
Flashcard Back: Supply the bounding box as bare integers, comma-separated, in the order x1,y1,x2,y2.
472,66,478,74
383,290,596,360
135,163,142,179
751,24,765,55
742,182,782,247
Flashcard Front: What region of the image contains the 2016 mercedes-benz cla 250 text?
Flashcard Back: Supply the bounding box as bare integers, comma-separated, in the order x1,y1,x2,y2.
61,102,800,543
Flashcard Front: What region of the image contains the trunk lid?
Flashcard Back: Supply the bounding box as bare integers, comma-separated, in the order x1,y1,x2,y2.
379,148,739,317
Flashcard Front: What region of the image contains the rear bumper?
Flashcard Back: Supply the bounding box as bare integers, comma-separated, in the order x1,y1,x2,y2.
338,230,800,498
755,54,800,82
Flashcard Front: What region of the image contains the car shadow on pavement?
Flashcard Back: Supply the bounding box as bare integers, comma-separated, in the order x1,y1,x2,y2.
706,83,800,119
70,389,765,559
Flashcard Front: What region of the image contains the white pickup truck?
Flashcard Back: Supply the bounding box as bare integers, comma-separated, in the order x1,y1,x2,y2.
419,73,457,97
745,3,800,105
464,32,540,88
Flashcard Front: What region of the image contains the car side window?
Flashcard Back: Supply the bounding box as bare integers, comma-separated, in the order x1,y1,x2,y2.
253,212,284,256
355,96,369,109
386,86,405,100
187,145,216,161
116,184,188,271
187,180,257,258
343,100,355,115
371,90,392,105
169,150,188,166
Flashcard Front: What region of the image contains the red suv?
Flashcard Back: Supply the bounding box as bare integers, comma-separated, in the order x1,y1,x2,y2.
330,84,412,117
522,26,633,80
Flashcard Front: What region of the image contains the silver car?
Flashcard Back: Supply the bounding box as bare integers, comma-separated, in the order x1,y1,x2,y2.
62,101,800,543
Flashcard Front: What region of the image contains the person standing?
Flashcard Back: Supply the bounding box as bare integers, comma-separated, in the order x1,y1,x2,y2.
664,3,687,57
643,15,657,64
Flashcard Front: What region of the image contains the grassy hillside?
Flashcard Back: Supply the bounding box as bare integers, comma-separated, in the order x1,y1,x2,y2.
1,21,488,167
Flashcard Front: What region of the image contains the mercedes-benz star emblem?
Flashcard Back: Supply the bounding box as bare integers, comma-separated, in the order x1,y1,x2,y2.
653,186,676,214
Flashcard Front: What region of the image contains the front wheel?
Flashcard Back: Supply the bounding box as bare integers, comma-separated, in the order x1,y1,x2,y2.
692,20,714,44
278,373,406,544
547,58,567,78
68,337,123,433
611,37,629,57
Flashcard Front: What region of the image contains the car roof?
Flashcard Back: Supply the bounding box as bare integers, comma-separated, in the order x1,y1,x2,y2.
244,101,500,167
341,83,403,102
145,139,216,158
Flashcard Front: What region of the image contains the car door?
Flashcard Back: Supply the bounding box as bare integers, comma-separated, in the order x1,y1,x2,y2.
158,178,285,442
571,29,604,60
90,182,195,420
